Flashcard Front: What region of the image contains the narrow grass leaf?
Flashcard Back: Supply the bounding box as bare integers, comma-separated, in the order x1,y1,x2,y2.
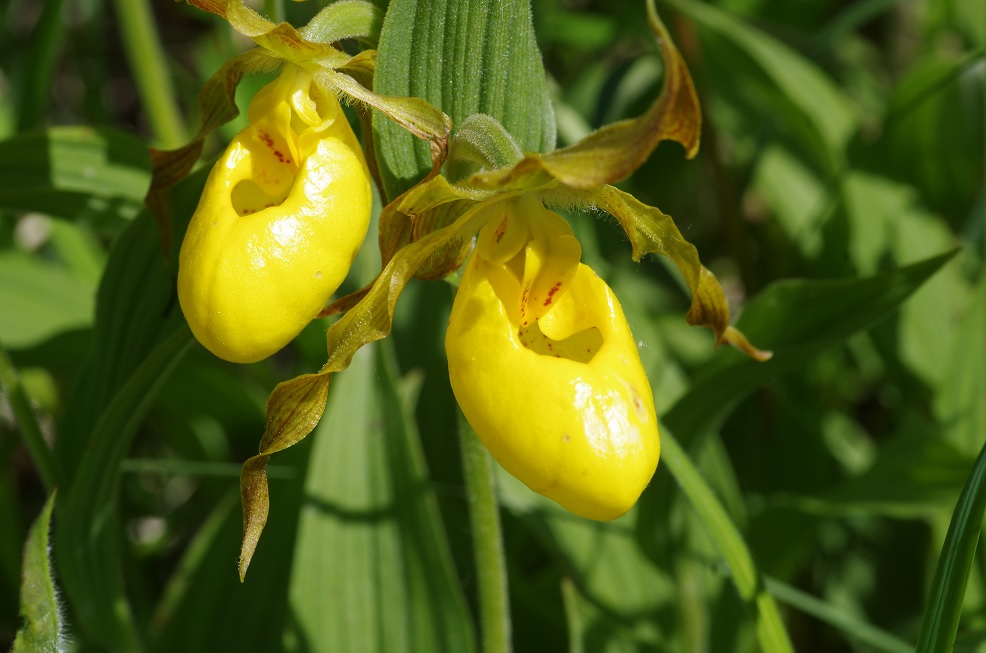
661,427,794,653
0,345,62,492
765,577,913,653
916,439,986,653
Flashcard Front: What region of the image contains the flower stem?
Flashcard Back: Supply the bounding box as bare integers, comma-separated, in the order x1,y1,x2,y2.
111,0,186,148
0,344,62,492
264,0,285,22
458,411,512,653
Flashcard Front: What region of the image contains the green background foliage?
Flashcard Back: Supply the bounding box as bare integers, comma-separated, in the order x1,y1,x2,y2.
0,0,982,651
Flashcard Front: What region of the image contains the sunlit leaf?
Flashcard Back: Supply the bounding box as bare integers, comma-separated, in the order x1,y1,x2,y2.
0,127,150,227
0,251,95,349
936,274,986,456
661,427,794,653
373,0,556,200
285,343,475,652
662,249,958,446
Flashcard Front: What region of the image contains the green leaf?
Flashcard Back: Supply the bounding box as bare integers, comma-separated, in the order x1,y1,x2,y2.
936,274,986,456
662,250,957,444
0,251,95,349
916,438,986,653
660,427,794,653
0,345,62,492
373,0,556,200
445,114,524,184
11,493,63,653
751,145,828,259
0,126,150,227
148,470,306,653
284,342,475,652
561,577,661,653
52,170,205,650
873,51,985,218
765,576,913,653
783,432,975,518
836,172,969,386
669,0,857,171
56,324,193,651
496,471,673,649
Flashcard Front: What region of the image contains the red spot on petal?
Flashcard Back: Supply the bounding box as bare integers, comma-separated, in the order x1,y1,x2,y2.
493,218,508,244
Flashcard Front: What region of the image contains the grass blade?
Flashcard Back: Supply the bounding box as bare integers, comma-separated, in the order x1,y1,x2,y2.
765,576,912,653
916,439,986,653
661,426,794,653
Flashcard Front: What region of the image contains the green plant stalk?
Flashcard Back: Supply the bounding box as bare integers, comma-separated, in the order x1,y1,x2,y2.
0,344,62,491
264,0,285,22
660,425,794,653
915,439,986,653
111,0,186,148
459,412,512,653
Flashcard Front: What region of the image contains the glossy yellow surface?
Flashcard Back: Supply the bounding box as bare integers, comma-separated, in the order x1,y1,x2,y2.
446,200,660,520
178,65,372,363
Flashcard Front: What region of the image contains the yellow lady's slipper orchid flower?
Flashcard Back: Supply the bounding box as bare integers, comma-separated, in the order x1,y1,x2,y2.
446,197,660,520
178,64,372,363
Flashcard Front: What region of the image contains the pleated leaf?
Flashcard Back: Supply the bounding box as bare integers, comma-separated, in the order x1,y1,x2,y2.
372,0,556,201
284,342,475,653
